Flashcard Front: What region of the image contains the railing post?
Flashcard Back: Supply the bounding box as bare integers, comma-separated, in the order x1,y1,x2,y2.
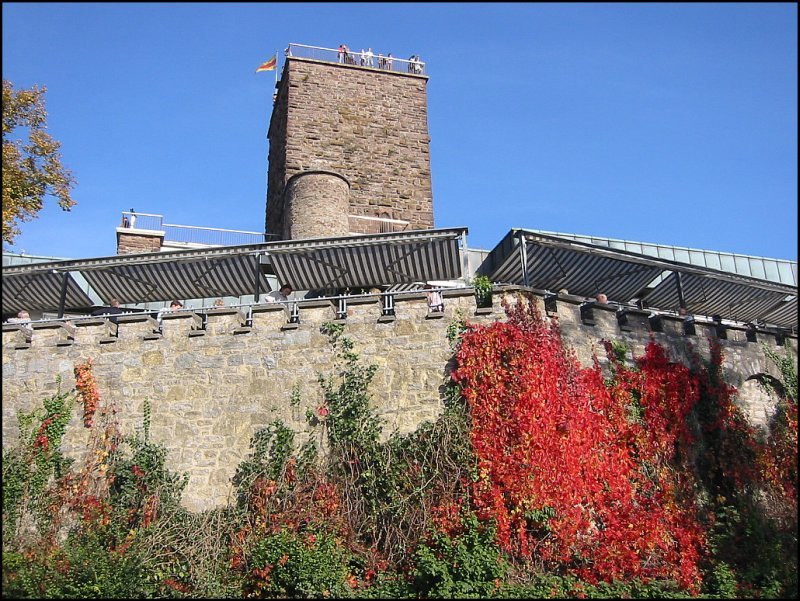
336,297,347,320
383,293,395,316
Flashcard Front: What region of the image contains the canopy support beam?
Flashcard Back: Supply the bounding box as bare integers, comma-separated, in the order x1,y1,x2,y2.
57,271,69,318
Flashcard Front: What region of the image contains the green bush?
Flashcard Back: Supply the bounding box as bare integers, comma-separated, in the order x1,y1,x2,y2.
472,275,493,308
2,387,75,540
411,512,506,598
247,528,353,598
3,530,156,599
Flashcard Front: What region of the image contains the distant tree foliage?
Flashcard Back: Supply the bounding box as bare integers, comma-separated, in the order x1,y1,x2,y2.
2,79,76,247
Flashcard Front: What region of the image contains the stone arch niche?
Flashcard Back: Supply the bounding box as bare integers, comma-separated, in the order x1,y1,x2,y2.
739,374,783,429
283,170,350,240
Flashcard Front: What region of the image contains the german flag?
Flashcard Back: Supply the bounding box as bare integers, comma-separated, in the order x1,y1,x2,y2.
255,55,277,73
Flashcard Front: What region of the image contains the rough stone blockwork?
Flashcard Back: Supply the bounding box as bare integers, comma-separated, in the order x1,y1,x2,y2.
116,231,163,255
3,290,795,511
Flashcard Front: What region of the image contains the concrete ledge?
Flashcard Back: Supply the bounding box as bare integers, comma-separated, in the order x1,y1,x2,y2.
297,299,336,309
205,307,240,316
116,313,151,324
252,304,287,314
75,318,106,327
346,296,380,306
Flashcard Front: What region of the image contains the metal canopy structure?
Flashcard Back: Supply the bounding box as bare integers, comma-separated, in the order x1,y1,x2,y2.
2,270,94,315
78,254,265,304
642,272,790,325
479,229,797,331
1,228,468,315
267,228,466,291
521,229,797,287
2,245,271,314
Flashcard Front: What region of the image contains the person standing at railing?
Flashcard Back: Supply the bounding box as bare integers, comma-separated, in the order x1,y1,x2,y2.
365,47,374,67
91,298,124,324
156,300,183,333
266,283,293,304
6,310,31,324
129,208,137,229
267,284,298,323
338,44,345,63
386,53,393,70
424,284,444,313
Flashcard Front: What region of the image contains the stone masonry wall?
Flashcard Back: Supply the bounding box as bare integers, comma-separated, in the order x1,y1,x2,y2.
266,58,433,239
3,289,795,513
116,230,164,255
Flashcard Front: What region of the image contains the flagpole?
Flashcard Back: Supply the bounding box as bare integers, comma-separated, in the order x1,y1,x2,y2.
275,49,279,86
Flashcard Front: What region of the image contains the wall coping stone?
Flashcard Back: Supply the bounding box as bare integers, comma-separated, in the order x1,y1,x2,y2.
252,304,289,314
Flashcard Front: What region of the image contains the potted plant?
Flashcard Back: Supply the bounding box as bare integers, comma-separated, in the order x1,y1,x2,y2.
472,275,493,309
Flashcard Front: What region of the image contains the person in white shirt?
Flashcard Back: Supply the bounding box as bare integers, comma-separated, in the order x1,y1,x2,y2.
424,284,444,312
7,310,31,323
156,300,183,332
266,284,293,303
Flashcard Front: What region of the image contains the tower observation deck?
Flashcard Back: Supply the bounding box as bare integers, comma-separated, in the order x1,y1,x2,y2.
283,43,426,75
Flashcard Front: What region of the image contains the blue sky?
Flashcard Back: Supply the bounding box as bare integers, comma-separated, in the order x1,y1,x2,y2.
3,2,797,261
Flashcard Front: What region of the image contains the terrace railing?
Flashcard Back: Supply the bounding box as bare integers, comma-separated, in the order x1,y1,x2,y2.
121,212,267,246
286,43,426,75
162,224,267,247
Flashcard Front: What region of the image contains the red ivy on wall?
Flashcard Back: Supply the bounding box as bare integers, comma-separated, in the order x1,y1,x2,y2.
451,299,707,591
74,359,100,428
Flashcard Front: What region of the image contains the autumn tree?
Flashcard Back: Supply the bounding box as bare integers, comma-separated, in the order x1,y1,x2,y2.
2,79,76,247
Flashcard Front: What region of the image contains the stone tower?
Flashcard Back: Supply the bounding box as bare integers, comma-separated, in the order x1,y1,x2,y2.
265,50,434,240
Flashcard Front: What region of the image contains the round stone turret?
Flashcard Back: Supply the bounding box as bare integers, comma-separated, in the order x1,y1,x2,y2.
283,170,350,239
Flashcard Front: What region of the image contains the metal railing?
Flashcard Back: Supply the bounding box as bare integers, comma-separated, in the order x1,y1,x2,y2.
286,43,426,75
120,211,163,231
162,224,266,247
121,212,267,246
